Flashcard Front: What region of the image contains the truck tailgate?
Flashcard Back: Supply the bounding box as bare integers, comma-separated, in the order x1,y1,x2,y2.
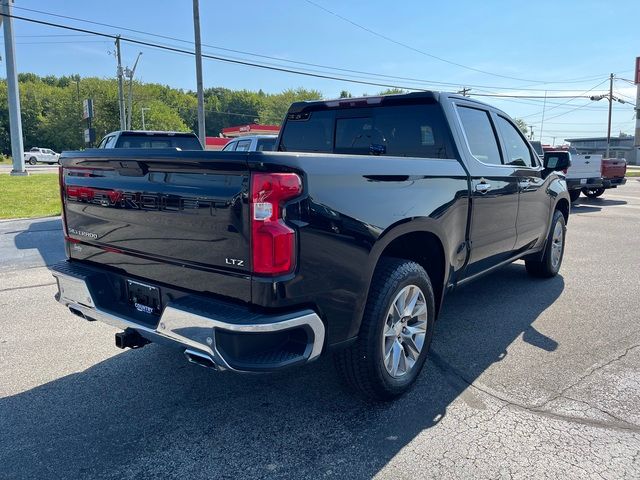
601,158,626,178
61,151,252,302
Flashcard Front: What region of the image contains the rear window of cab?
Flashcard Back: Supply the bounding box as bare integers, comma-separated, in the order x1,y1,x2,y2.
279,103,455,159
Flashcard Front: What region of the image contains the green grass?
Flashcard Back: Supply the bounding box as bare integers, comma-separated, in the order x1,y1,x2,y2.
0,155,12,165
0,173,61,219
626,171,640,177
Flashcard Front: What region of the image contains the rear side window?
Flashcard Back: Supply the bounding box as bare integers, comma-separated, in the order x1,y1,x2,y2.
104,135,117,148
280,103,454,158
235,139,252,152
495,116,535,167
222,141,236,151
280,110,334,153
257,138,276,151
457,106,502,165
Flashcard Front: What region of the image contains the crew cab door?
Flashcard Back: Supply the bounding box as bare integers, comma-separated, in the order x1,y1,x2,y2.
455,104,520,278
492,114,549,251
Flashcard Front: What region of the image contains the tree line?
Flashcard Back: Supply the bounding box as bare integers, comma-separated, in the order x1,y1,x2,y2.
0,73,326,154
0,75,529,154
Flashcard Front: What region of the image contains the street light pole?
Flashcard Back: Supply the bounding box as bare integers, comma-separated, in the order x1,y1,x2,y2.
193,0,206,147
115,36,127,131
126,52,143,130
606,73,614,159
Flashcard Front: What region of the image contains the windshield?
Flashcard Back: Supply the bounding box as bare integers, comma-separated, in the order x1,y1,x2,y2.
115,134,202,150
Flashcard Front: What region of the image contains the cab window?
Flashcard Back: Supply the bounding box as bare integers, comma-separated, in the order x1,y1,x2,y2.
457,106,502,165
495,116,535,167
235,140,252,152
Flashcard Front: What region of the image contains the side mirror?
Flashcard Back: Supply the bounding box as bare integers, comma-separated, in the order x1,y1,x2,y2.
543,152,571,172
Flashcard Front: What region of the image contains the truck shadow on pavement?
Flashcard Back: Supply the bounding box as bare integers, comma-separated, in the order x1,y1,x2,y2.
12,218,65,267
0,264,564,480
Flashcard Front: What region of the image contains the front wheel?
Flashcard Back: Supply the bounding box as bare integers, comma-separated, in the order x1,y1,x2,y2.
334,258,435,401
28,157,37,165
525,210,566,278
582,187,604,198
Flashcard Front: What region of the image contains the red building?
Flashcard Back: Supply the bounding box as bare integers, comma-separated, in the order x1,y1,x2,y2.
221,124,280,138
205,137,231,151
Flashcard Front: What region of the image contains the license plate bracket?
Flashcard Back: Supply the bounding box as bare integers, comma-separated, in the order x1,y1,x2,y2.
127,280,161,315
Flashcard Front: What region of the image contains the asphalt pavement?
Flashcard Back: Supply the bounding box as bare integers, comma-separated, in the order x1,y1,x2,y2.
1,181,639,479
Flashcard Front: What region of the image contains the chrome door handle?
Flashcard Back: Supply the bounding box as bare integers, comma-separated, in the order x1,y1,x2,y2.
475,182,491,194
519,180,531,189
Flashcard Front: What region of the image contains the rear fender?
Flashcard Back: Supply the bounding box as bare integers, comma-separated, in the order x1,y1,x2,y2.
347,218,450,338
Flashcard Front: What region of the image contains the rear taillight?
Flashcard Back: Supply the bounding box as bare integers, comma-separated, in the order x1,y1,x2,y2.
250,172,302,276
58,166,68,239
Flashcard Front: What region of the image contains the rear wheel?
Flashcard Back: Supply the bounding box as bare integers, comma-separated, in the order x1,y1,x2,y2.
569,190,580,203
525,210,566,278
28,157,37,165
334,258,435,401
582,187,604,198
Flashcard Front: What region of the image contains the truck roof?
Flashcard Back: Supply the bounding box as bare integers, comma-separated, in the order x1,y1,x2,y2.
114,130,197,136
287,91,493,114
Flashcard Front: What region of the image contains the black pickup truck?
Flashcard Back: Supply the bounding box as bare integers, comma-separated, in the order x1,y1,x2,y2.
52,92,570,400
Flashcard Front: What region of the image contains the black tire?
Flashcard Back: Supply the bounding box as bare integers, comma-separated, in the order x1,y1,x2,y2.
569,189,580,203
334,258,436,401
28,157,37,165
581,187,604,198
525,210,566,278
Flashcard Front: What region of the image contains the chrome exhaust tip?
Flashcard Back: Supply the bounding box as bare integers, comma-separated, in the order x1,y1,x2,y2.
184,349,218,370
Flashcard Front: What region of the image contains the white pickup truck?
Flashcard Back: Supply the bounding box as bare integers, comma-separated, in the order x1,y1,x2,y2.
23,147,61,165
545,151,603,202
221,135,277,152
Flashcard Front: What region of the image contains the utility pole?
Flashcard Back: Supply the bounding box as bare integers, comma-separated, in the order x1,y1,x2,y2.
528,125,535,140
457,87,471,97
193,0,206,146
635,57,640,161
115,36,126,131
1,0,26,175
606,73,614,158
126,52,142,130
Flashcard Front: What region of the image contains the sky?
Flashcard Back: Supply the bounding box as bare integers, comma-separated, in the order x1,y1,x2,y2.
1,0,639,144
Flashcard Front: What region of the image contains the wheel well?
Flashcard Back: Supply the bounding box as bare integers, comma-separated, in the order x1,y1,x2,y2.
556,198,569,224
378,231,446,315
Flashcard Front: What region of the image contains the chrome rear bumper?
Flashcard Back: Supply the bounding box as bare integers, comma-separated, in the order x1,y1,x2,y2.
52,262,325,372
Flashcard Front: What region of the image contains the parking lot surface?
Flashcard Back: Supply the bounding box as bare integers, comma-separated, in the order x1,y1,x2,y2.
1,181,639,479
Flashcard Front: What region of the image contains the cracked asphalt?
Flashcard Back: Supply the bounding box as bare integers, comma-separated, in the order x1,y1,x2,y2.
1,180,639,479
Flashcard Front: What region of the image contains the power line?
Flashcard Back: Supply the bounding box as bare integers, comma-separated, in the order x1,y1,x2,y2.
1,40,110,45
8,4,619,94
3,12,623,104
0,11,432,92
467,93,597,99
303,0,628,86
15,33,94,37
11,10,621,100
